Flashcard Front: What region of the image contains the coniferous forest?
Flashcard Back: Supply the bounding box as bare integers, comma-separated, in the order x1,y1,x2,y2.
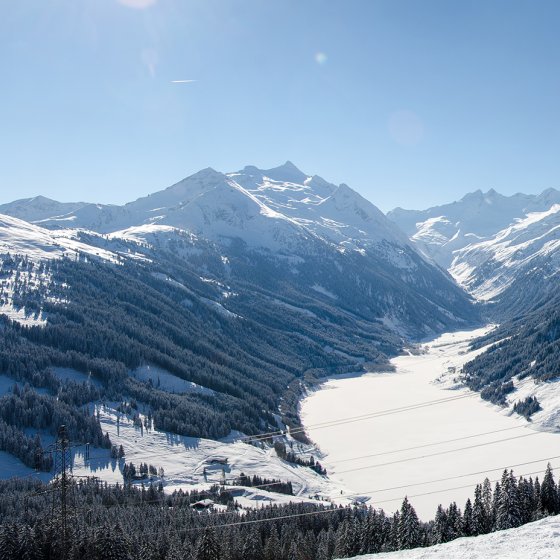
0,464,558,559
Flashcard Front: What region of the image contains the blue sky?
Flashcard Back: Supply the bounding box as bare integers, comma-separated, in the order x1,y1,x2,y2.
1,0,559,211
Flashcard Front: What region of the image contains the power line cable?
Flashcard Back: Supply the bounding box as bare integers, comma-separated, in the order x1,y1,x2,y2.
335,432,541,475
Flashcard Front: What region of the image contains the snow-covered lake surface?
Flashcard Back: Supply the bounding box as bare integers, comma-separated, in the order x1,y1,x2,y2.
301,327,560,519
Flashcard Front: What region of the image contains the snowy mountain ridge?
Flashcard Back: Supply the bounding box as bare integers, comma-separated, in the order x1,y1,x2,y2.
389,188,560,307
388,187,560,269
20,162,410,257
0,163,478,340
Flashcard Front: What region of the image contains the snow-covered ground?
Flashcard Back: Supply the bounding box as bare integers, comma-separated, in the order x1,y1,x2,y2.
349,515,560,559
68,404,340,509
301,327,560,519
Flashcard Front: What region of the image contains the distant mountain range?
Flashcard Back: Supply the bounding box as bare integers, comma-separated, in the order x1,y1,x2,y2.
388,188,560,314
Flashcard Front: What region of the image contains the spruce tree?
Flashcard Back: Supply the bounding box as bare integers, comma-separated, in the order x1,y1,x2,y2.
397,497,422,550
540,463,558,515
196,530,220,560
463,498,474,537
496,470,521,530
472,484,486,536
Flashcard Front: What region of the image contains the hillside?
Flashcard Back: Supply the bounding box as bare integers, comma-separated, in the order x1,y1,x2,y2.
0,164,481,484
349,515,560,559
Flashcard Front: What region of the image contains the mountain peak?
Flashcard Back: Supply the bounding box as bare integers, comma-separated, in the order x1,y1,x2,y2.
262,161,308,184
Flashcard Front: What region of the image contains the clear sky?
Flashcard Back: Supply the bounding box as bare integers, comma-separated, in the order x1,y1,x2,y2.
1,0,559,211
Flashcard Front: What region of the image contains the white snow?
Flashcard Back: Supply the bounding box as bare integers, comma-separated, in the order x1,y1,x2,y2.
505,374,560,432
132,364,214,395
450,204,560,301
70,404,341,509
350,515,560,559
0,214,119,263
301,327,560,520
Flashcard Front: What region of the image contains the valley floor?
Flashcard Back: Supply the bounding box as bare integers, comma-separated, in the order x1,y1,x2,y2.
301,326,560,519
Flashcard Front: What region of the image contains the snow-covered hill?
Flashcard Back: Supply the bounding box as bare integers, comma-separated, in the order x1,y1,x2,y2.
0,196,87,224
349,515,560,559
0,213,118,263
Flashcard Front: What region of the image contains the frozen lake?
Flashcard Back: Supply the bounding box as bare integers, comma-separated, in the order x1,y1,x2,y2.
301,327,560,519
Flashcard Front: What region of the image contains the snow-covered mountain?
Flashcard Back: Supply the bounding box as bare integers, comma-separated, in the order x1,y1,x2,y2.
451,203,560,302
388,188,560,269
0,162,478,337
388,188,560,309
0,213,118,263
36,162,410,253
0,196,87,224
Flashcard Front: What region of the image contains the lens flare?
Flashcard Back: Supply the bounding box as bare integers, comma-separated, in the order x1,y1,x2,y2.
315,52,328,65
117,0,157,9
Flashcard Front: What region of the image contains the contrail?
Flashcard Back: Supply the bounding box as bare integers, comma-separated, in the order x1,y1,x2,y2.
171,79,197,83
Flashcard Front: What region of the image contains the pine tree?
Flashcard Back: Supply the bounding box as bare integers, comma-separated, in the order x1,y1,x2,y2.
463,498,474,537
472,484,486,536
446,502,462,541
264,526,281,560
333,519,354,559
433,505,449,544
540,463,558,515
196,530,220,560
397,497,422,550
0,524,20,560
315,530,331,560
496,470,521,530
241,527,263,560
482,477,494,531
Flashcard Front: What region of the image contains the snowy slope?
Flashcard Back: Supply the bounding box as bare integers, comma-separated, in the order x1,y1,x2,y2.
349,515,560,559
0,214,119,325
0,163,480,336
229,162,410,250
0,213,118,262
0,196,86,224
450,204,560,301
388,188,560,269
37,163,410,255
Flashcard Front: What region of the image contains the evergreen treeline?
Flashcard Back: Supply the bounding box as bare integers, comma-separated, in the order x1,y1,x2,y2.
0,251,395,442
0,384,109,471
233,473,294,496
0,464,558,559
464,293,560,407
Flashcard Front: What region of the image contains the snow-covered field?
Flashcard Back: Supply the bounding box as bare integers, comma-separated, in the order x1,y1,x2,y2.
301,327,560,519
350,514,560,559
69,404,340,509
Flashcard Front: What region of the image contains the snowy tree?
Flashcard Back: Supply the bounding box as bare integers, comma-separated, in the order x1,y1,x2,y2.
496,470,521,530
241,527,263,560
463,498,474,537
540,463,558,515
398,497,422,550
196,530,220,560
